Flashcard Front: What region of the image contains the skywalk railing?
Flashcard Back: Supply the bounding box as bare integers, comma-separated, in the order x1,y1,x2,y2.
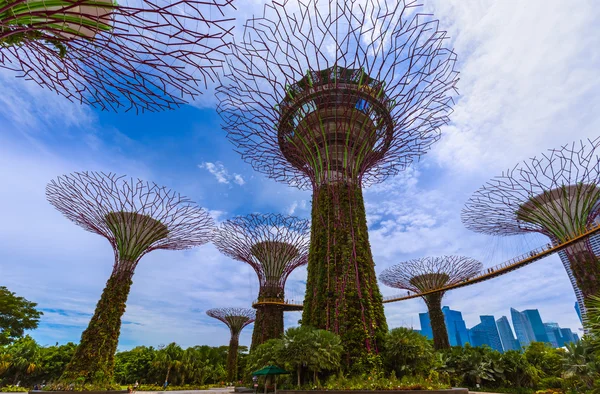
248,222,600,308
382,222,600,303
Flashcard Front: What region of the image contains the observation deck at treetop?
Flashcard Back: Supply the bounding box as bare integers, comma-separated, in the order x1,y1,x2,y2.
252,221,600,310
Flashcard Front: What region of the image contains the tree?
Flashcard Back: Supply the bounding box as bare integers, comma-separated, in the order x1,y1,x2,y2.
500,350,539,389
562,339,598,390
47,172,214,384
280,327,342,386
382,328,434,378
5,336,40,385
0,287,42,345
153,343,183,385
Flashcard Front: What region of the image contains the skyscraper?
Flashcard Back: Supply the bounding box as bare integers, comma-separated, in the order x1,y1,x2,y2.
575,302,582,324
497,316,520,351
511,308,536,348
419,306,469,347
419,312,433,339
468,315,504,352
560,328,577,344
544,323,563,348
523,309,550,343
444,306,471,346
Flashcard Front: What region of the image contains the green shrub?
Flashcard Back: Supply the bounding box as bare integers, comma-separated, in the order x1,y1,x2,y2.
323,373,449,390
0,386,28,392
539,377,563,389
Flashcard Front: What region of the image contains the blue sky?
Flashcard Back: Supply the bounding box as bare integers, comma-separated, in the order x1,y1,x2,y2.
1,0,600,350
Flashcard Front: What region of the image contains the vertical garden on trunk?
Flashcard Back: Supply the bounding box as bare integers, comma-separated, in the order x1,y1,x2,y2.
46,172,214,384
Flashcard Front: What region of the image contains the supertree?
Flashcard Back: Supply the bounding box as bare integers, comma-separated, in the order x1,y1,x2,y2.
462,138,600,319
216,0,459,367
212,213,310,349
206,307,255,382
0,0,234,112
46,171,214,383
380,256,482,350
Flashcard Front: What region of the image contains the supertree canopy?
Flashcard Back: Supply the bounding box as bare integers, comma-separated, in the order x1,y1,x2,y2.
212,213,309,349
0,0,234,112
216,0,458,368
46,171,214,383
207,307,255,382
462,138,600,316
380,256,482,350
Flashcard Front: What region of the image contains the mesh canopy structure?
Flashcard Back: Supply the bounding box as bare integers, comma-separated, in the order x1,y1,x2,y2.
47,171,215,269
47,171,215,383
217,0,459,189
462,138,600,317
380,256,483,294
213,213,310,297
216,0,458,367
1,0,235,112
380,256,482,350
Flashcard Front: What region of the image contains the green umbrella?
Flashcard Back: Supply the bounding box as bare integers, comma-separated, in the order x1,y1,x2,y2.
252,365,290,394
252,365,290,376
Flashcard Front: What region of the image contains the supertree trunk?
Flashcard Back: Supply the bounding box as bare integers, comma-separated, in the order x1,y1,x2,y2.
227,336,239,382
251,305,284,350
61,265,133,383
252,286,285,349
566,239,600,305
302,182,387,369
424,293,450,350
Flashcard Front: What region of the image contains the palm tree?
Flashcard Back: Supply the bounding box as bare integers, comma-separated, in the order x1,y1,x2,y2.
153,343,183,386
307,329,342,385
7,336,39,385
563,340,596,389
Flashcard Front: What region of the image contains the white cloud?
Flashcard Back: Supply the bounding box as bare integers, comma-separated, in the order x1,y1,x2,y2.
199,161,245,186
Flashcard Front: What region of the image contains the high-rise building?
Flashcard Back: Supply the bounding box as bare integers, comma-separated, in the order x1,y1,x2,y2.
556,227,600,325
560,328,577,344
511,308,536,347
419,312,433,339
443,306,470,346
575,302,582,324
419,306,469,347
523,309,550,343
468,315,504,352
544,323,563,348
496,316,520,351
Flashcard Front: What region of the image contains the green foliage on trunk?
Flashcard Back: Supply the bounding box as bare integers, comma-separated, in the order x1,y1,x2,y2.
302,182,387,371
424,293,450,350
61,272,133,384
251,304,284,351
226,338,239,382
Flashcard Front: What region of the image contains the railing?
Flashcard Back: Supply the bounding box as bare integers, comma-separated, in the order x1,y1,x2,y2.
249,222,600,309
382,222,600,303
252,298,303,308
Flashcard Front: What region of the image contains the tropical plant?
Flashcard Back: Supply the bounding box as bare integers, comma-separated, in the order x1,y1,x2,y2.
0,287,42,346
153,343,183,385
562,339,598,390
382,327,434,378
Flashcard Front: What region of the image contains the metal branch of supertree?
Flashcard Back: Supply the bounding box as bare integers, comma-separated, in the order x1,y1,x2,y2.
380,256,483,294
46,171,215,272
216,0,459,189
206,307,256,339
212,213,310,295
462,138,600,240
1,0,235,112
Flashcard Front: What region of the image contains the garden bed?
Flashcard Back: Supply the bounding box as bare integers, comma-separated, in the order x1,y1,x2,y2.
32,391,128,394
278,389,468,394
